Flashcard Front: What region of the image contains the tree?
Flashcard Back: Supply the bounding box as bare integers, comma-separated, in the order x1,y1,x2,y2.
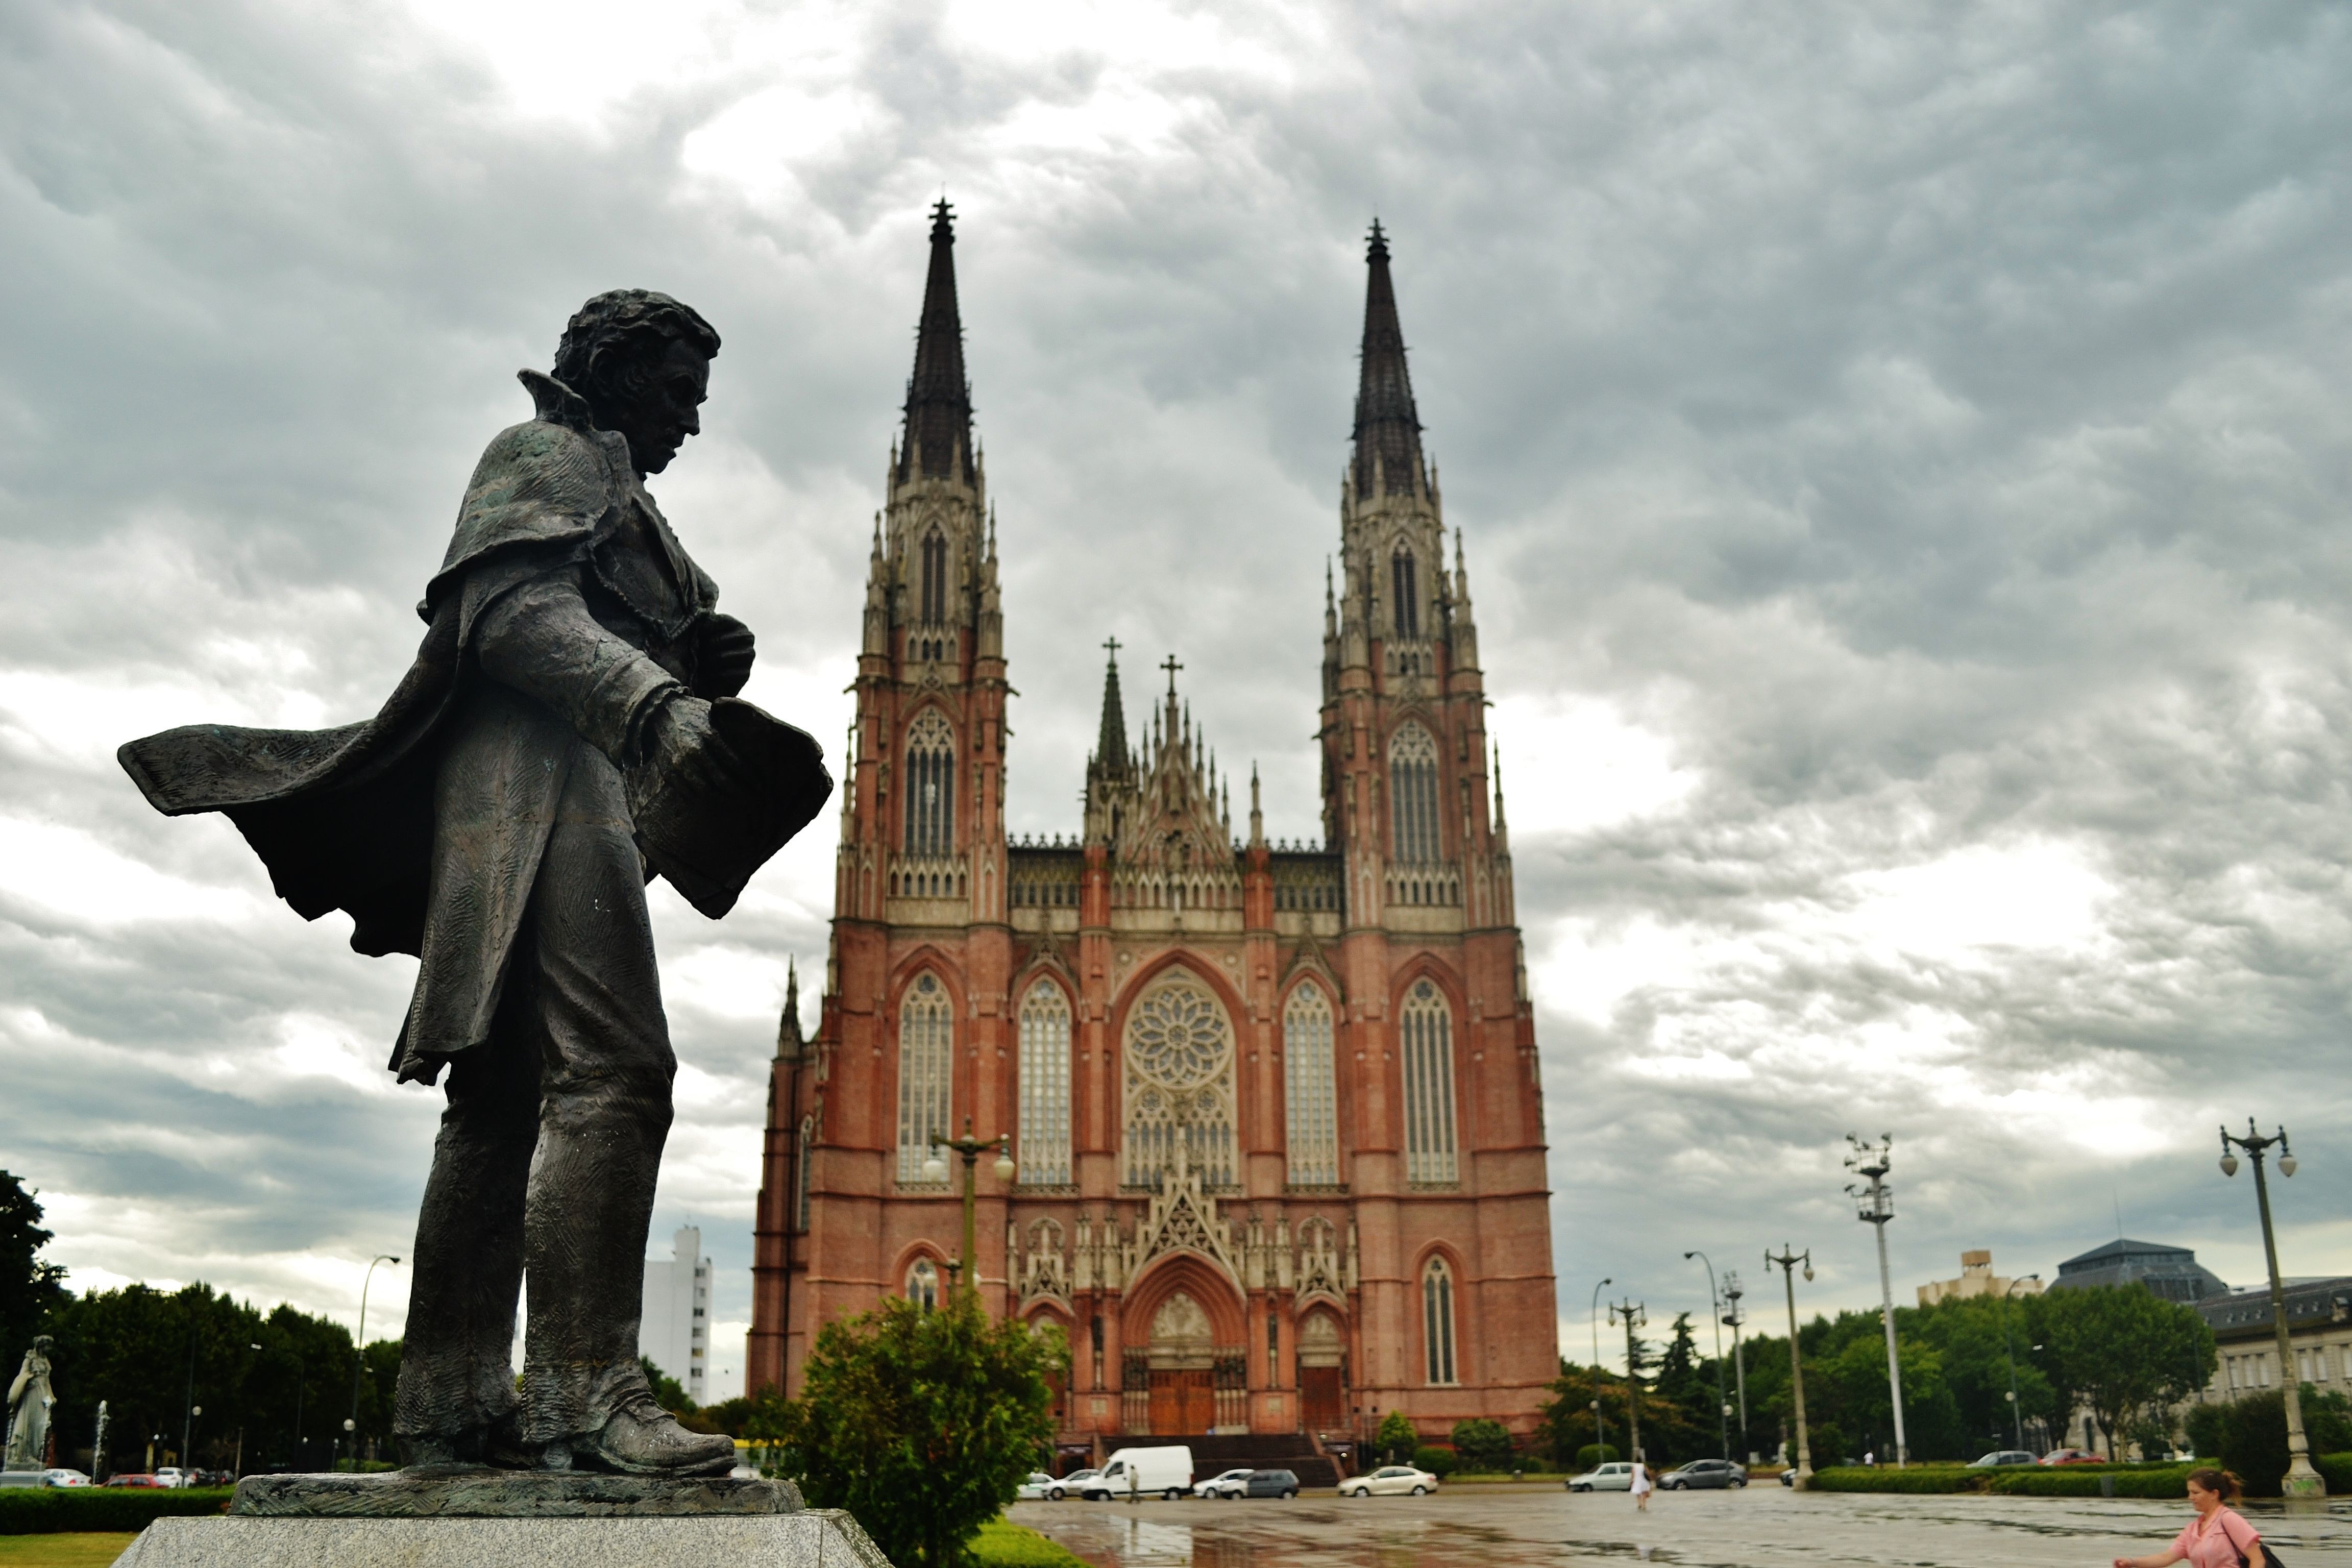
1536,1361,1630,1464
0,1171,67,1365
765,1296,1060,1568
2037,1287,2216,1460
2185,1388,2352,1497
1376,1410,1416,1463
1451,1417,1513,1472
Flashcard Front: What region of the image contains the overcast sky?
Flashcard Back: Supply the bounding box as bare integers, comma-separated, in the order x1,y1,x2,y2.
5,0,2351,1397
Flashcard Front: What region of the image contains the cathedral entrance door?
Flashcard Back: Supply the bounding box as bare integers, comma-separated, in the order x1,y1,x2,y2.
1298,1311,1346,1434
1148,1368,1215,1434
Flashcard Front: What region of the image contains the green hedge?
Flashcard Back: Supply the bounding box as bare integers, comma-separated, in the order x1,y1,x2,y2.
1987,1465,2189,1498
1808,1465,1980,1494
0,1487,234,1535
1806,1464,2194,1498
2316,1454,2352,1492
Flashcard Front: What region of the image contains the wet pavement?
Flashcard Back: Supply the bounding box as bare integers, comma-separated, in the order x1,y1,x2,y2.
1012,1483,2352,1567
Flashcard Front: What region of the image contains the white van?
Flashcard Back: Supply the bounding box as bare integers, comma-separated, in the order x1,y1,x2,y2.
1081,1446,1194,1500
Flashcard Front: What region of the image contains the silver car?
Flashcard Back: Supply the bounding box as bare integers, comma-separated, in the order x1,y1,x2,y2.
1567,1461,1635,1492
1341,1465,1438,1497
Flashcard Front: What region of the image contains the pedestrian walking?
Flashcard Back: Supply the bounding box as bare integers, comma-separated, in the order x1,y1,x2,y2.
1630,1457,1655,1512
2111,1468,2269,1568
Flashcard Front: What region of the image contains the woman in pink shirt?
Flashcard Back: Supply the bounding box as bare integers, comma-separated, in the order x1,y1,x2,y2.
2112,1468,2266,1568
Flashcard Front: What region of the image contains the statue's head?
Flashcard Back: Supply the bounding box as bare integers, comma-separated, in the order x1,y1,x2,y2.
29,1335,50,1355
552,290,722,476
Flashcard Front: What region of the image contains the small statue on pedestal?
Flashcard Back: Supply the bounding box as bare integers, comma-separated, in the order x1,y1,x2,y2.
4,1336,53,1472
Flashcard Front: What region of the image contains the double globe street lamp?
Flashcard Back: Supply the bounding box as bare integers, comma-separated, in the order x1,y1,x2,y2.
2219,1120,2324,1499
924,1118,1015,1299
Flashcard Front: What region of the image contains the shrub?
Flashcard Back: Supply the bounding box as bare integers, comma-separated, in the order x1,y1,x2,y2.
1375,1411,1417,1463
2193,1389,2352,1496
1808,1465,1980,1494
763,1294,1061,1568
0,1487,233,1535
1576,1444,1619,1471
1451,1418,1514,1473
1987,1464,2189,1498
1804,1423,1846,1467
2317,1454,2352,1493
1411,1446,1457,1477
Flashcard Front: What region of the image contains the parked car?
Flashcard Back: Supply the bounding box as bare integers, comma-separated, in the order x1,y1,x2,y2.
105,1474,162,1488
153,1467,193,1489
1061,1468,1101,1492
1659,1459,1746,1490
1968,1451,2037,1468
2039,1449,2105,1466
1342,1464,1438,1497
1195,1468,1256,1499
1569,1462,1635,1492
1080,1446,1193,1501
1015,1472,1057,1501
1239,1469,1300,1499
41,1469,92,1488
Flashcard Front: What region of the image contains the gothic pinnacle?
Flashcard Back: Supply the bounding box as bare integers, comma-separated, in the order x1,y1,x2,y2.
1351,218,1424,501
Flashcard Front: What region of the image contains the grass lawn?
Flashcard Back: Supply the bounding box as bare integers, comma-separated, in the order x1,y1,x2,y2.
974,1518,1094,1568
0,1533,139,1567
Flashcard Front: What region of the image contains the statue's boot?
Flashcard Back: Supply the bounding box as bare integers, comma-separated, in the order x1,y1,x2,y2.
550,1394,736,1476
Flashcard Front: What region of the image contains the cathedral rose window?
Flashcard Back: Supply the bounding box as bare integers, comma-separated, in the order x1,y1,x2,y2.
1121,973,1237,1190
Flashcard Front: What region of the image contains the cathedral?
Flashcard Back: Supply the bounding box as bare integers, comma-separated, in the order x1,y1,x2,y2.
747,203,1558,1454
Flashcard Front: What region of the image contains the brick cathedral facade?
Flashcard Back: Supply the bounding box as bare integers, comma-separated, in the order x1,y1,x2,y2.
748,204,1558,1447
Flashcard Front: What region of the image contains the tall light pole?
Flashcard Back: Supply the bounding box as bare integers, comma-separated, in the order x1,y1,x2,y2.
2000,1275,2039,1452
924,1117,1015,1300
348,1256,400,1469
1765,1245,1814,1489
1721,1270,1751,1460
1588,1277,1611,1458
1845,1133,1907,1466
1683,1251,1732,1460
1608,1298,1647,1462
2219,1119,2323,1498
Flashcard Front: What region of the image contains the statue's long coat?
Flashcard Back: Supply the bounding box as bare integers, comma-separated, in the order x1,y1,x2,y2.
119,372,718,1082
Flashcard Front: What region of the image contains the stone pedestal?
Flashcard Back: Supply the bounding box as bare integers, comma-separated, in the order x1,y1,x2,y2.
108,1470,895,1568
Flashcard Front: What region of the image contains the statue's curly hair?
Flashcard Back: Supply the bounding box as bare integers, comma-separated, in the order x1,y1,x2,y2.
552,289,721,391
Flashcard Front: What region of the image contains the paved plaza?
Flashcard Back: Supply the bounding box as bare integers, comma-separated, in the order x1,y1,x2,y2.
1013,1484,2352,1568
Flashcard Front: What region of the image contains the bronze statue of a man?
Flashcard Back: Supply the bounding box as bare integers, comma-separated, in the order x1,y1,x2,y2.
121,291,828,1475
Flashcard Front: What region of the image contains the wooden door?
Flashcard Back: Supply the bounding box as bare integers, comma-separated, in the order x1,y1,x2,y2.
1300,1366,1343,1432
1148,1368,1215,1434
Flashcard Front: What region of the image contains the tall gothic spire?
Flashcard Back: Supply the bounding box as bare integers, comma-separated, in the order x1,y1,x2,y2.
900,199,974,484
1094,638,1131,773
1351,219,1423,499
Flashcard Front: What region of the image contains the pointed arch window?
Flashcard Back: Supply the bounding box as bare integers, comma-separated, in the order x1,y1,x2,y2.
1391,547,1420,639
1388,723,1442,865
1018,982,1073,1187
906,1257,940,1312
1422,1256,1458,1384
1283,985,1340,1188
1401,979,1457,1185
896,973,952,1184
904,710,955,858
920,530,948,624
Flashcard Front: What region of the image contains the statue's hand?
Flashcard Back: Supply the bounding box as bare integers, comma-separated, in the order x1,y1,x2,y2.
695,613,756,699
638,694,744,798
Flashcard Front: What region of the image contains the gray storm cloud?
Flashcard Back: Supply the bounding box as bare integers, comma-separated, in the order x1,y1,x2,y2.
3,0,2348,1385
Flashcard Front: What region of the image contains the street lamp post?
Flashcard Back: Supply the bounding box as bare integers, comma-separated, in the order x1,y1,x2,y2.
1845,1134,1907,1467
1683,1251,1732,1460
1765,1245,1815,1490
1722,1270,1751,1460
924,1117,1015,1299
348,1256,400,1468
1608,1298,1647,1462
1588,1277,1611,1455
2219,1119,2324,1498
2000,1276,2039,1452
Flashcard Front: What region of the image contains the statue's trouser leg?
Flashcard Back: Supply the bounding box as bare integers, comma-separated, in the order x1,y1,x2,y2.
514,744,677,1446
394,985,540,1449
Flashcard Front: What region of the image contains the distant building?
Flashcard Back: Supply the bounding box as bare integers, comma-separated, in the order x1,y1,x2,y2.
2047,1239,2229,1304
1917,1250,2044,1308
642,1225,713,1406
2197,1278,2352,1404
